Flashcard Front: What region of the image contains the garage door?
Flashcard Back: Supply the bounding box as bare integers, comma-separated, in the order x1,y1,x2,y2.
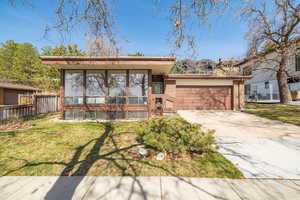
176,86,232,110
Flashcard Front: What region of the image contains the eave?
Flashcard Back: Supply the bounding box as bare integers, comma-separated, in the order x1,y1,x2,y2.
166,74,252,81
40,56,176,75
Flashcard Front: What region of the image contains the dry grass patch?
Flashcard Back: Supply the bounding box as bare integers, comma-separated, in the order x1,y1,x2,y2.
245,103,300,126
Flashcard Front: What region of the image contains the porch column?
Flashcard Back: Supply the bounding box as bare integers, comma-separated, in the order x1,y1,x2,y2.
60,69,65,119
148,69,152,118
0,88,4,105
239,81,245,109
233,80,239,110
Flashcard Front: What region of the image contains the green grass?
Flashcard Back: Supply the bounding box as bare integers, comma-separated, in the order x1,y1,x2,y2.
0,115,243,178
245,103,300,126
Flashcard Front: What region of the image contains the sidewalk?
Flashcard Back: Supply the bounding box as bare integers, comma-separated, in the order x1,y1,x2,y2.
1,176,300,200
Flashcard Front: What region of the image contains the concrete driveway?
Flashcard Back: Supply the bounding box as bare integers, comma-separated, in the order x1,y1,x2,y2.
178,110,300,179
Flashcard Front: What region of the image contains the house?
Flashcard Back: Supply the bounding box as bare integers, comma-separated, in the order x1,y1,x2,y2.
215,58,240,76
237,51,300,101
0,81,41,105
41,56,250,120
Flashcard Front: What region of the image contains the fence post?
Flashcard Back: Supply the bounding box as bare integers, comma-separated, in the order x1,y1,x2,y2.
33,95,37,116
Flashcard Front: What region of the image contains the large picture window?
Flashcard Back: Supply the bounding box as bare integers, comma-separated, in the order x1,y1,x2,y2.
108,70,126,104
86,70,105,104
128,70,148,105
64,70,84,105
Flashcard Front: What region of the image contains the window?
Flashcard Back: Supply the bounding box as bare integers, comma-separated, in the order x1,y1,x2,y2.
86,111,106,120
128,111,148,119
65,110,84,120
108,70,126,104
108,111,125,120
152,82,164,94
205,64,213,73
265,81,269,89
128,70,148,105
64,70,84,105
86,70,105,104
296,55,300,71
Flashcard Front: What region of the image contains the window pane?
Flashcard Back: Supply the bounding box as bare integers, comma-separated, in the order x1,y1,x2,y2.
129,70,148,97
140,97,148,105
86,97,105,104
108,111,125,120
108,97,117,104
86,111,96,120
74,111,84,120
152,82,163,94
86,70,105,96
128,111,148,119
65,111,73,120
108,70,126,97
129,97,139,105
128,97,148,105
65,70,83,97
117,97,126,105
64,97,73,105
96,111,105,119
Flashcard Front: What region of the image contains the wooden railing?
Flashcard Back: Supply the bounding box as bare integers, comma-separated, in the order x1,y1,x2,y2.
0,105,34,124
0,95,60,124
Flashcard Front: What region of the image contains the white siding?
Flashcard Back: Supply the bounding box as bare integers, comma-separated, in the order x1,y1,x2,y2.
240,52,300,101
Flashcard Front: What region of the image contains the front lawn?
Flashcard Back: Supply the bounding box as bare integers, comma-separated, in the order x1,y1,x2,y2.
245,103,300,126
0,115,243,178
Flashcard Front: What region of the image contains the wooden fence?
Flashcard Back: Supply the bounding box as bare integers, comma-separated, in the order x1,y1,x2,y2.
0,95,60,124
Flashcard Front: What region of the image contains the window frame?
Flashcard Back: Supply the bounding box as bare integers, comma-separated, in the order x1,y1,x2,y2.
64,70,84,106
128,70,149,105
107,70,127,105
152,82,164,94
86,70,106,105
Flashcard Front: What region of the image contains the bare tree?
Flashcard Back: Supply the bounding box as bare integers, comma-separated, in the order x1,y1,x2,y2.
154,0,230,56
9,0,231,56
87,34,122,56
240,0,300,104
9,0,117,52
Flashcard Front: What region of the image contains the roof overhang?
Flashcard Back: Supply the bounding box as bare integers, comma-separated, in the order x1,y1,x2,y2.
40,56,176,75
0,83,41,91
166,74,252,81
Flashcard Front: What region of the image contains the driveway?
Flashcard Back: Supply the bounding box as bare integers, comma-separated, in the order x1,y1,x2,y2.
178,110,300,179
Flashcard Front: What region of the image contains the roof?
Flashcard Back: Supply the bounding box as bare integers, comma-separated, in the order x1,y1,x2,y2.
166,74,252,80
40,56,176,75
0,82,41,91
40,56,175,61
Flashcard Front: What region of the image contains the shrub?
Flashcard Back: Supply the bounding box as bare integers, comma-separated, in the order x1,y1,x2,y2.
136,116,215,154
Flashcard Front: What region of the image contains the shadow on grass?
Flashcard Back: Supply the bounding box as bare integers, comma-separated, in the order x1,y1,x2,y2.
1,122,235,200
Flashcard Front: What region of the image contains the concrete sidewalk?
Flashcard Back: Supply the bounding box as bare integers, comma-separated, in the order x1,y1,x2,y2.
1,176,300,200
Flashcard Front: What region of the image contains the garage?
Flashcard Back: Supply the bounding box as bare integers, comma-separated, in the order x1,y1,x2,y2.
176,85,233,110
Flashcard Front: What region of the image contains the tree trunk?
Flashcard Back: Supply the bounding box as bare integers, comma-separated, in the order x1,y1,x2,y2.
277,55,292,104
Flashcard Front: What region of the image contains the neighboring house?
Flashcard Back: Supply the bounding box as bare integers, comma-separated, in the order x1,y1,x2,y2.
215,58,240,76
0,82,41,105
41,56,250,120
237,52,300,101
195,59,216,74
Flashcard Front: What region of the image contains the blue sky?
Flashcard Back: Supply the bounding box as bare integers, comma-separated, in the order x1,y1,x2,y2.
0,0,248,61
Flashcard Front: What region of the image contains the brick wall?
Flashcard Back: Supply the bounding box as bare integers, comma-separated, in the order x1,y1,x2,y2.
164,80,176,110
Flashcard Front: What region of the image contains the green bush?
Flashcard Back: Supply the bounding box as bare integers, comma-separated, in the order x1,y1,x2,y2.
136,116,215,154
